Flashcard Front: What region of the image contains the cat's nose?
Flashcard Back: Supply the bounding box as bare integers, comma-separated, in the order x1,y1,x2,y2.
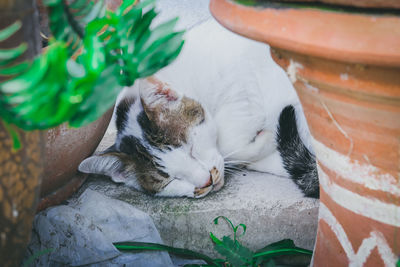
201,167,221,188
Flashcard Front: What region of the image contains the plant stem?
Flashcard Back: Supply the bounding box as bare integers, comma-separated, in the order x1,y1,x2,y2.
114,241,221,266
253,248,312,259
62,0,84,38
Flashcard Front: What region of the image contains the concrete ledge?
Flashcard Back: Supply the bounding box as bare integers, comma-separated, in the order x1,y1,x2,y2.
79,169,319,257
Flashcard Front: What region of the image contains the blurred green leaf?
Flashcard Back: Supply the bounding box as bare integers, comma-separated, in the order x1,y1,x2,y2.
114,241,219,266
1,120,21,150
0,0,184,145
0,62,30,76
0,44,27,61
0,51,49,93
0,21,22,41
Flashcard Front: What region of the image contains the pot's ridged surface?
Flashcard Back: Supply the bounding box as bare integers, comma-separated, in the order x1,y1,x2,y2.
271,48,400,266
273,0,400,9
210,0,400,266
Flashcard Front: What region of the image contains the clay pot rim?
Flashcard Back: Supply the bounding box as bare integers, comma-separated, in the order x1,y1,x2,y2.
256,0,400,9
209,0,400,67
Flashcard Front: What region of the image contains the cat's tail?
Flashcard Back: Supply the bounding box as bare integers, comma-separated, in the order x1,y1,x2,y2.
276,105,319,198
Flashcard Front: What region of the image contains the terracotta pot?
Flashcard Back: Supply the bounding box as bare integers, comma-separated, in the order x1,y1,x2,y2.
37,108,113,211
210,0,400,266
269,0,400,8
34,0,122,212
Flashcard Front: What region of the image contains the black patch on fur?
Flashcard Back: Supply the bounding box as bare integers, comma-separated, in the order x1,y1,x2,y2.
116,97,135,132
276,105,319,198
120,135,152,161
103,144,117,154
119,135,169,179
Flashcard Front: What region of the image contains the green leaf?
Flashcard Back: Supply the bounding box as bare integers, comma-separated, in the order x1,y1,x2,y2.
69,0,88,9
129,8,157,43
135,17,179,53
213,236,253,267
213,216,235,233
113,241,220,266
0,44,27,61
74,0,94,17
0,42,70,130
66,59,85,78
209,232,222,245
255,239,297,254
0,50,49,93
22,248,53,267
253,239,312,264
69,67,120,127
0,0,184,138
262,259,276,267
0,62,30,76
117,0,154,16
211,216,247,243
136,33,184,78
0,21,22,41
1,120,21,150
80,0,104,24
43,0,61,5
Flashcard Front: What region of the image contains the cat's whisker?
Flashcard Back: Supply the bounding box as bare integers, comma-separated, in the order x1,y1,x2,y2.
224,162,247,168
222,148,244,159
223,169,243,177
224,170,241,175
224,165,244,170
224,168,244,174
224,159,251,165
224,165,245,172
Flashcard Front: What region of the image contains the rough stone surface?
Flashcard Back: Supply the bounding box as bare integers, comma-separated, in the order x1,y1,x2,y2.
80,168,320,257
24,190,173,266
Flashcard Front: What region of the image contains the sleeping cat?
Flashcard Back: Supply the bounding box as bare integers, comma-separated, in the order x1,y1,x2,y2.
79,19,319,198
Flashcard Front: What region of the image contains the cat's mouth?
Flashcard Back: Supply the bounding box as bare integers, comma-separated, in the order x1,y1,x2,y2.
194,167,224,198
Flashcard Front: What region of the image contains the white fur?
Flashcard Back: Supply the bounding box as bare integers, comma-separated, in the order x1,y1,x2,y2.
81,18,311,198
155,179,195,198
149,108,224,191
153,18,309,170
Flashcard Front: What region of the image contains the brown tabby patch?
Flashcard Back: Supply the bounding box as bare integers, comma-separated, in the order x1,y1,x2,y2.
141,95,205,147
103,150,172,194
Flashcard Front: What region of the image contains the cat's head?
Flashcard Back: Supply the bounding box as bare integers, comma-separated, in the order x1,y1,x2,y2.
79,77,224,198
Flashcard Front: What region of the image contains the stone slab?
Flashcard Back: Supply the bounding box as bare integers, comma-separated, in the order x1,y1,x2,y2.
80,170,319,258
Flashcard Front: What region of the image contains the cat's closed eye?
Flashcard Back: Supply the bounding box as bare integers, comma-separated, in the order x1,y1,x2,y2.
185,106,205,124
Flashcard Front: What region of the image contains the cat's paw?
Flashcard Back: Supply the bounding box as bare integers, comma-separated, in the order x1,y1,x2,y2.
194,185,213,198
194,167,224,197
211,167,224,192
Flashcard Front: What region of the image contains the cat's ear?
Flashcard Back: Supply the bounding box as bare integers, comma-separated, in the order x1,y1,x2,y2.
139,77,181,119
78,152,135,184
